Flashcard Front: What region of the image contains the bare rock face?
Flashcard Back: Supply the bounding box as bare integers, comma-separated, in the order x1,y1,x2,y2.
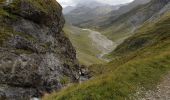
0,0,79,99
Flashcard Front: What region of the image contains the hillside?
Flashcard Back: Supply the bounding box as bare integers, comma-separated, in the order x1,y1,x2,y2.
63,6,75,14
43,9,170,100
43,0,170,99
101,0,169,42
0,0,80,99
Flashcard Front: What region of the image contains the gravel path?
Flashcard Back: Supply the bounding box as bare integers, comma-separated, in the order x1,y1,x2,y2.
131,73,170,100
143,73,170,100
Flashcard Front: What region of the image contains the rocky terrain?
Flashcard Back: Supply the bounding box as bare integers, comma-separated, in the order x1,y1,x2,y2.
0,0,80,99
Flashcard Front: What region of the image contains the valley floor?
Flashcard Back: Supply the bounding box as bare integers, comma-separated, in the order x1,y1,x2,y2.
64,25,119,65
83,29,117,61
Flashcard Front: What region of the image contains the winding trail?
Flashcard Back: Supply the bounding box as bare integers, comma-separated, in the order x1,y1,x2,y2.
143,73,170,100
132,73,170,100
83,29,118,61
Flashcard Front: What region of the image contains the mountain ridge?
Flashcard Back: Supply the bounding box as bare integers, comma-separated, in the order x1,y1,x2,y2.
64,0,119,25
73,0,150,28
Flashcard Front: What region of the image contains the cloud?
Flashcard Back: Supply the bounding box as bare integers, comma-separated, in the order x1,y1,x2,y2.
57,0,134,7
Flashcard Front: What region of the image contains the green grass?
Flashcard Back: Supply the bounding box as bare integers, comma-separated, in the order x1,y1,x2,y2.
43,12,170,100
64,24,105,66
43,47,170,100
9,0,61,14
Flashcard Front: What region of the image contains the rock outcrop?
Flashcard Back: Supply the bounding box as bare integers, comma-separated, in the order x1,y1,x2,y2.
0,0,79,99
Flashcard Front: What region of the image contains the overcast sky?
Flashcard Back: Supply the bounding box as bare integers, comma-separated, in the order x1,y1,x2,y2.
57,0,134,7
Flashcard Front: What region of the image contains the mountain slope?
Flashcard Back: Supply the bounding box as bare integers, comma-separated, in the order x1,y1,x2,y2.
108,0,170,58
100,0,169,41
43,1,170,100
63,6,75,14
0,0,79,99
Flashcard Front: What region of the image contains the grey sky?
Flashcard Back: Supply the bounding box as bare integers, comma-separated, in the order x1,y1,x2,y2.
57,0,134,7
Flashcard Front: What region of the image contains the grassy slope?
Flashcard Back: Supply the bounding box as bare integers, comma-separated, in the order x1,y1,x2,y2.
43,12,170,100
64,24,105,66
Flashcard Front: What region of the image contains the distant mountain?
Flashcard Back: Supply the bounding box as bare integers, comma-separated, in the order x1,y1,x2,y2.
76,1,106,9
77,0,151,28
77,0,168,46
64,0,119,25
107,0,151,18
63,6,75,14
101,0,169,40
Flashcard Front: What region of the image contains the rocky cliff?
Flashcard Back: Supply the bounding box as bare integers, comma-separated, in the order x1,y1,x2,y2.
0,0,79,99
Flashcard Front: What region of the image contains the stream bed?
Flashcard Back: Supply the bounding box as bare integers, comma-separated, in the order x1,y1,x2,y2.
83,29,118,61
